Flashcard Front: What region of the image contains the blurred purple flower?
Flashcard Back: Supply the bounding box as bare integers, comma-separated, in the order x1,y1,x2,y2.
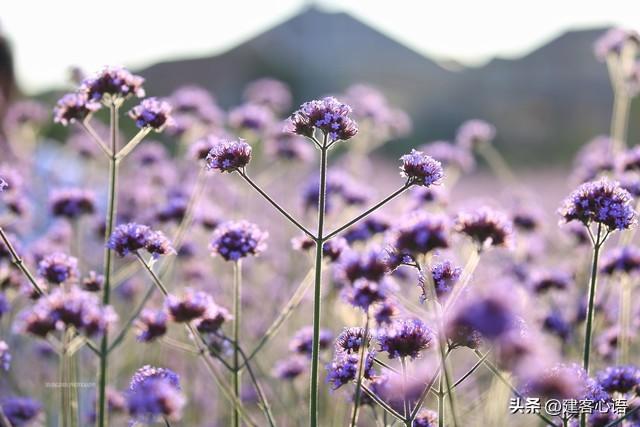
1,397,42,426
129,97,174,131
228,103,274,132
53,92,101,125
243,78,292,113
455,119,496,149
136,309,168,342
37,252,78,285
127,365,185,423
290,326,332,356
49,188,96,219
209,220,268,261
391,212,449,256
601,246,640,275
594,28,640,61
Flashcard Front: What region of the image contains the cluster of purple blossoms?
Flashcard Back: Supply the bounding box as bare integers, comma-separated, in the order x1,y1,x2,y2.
414,409,438,427
377,318,434,359
80,66,145,103
326,351,375,390
265,129,314,162
136,309,168,342
189,133,225,161
0,340,10,371
420,140,475,173
128,97,174,131
107,223,174,258
5,100,48,130
342,278,393,311
209,220,268,261
196,303,232,334
343,215,389,244
1,397,42,426
287,96,358,142
82,271,104,292
373,300,398,325
322,237,349,262
455,207,514,249
53,92,101,125
528,269,574,293
571,135,615,183
596,365,640,394
289,326,332,356
446,291,517,341
425,260,462,301
594,28,640,62
600,246,640,275
455,119,496,149
228,103,274,132
335,327,370,354
335,247,390,284
127,365,185,423
243,78,292,113
399,149,444,187
155,192,188,223
542,311,571,340
391,212,449,256
559,179,637,232
15,287,117,337
205,138,252,173
165,288,213,322
521,363,608,402
49,188,96,219
37,252,78,285
273,356,307,380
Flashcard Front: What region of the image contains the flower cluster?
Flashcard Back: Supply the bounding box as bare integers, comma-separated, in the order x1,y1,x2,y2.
205,139,252,173
455,119,496,149
136,309,168,342
81,66,146,103
427,260,462,301
596,365,640,394
107,223,174,258
209,220,268,261
289,326,332,356
377,318,434,359
391,212,449,256
600,246,640,275
37,252,78,285
594,28,640,62
399,149,444,186
49,188,96,219
228,103,274,132
455,207,514,249
129,97,174,131
53,92,100,125
326,351,375,390
243,78,292,113
287,97,358,142
127,365,185,423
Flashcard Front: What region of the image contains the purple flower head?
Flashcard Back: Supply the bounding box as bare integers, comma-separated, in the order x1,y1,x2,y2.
414,409,438,427
289,326,333,356
80,66,145,103
128,365,185,423
53,92,101,125
301,170,369,213
291,235,315,252
145,230,175,258
265,130,314,162
209,220,268,261
49,188,96,219
335,327,371,354
5,101,47,130
343,215,390,244
155,192,188,223
596,365,640,394
343,84,412,138
420,140,475,173
243,78,292,113
373,300,398,325
287,96,358,142
572,135,615,183
377,318,434,359
427,260,462,301
521,363,608,402
511,206,542,232
107,223,175,258
1,397,42,426
455,119,496,149
136,309,168,342
323,237,349,262
189,134,226,161
342,278,393,311
128,97,174,131
82,270,105,292
205,139,252,173
446,321,483,350
37,252,78,285
594,28,640,62
335,247,390,285
542,311,571,340
0,341,10,371
195,302,232,334
165,288,212,322
446,290,518,341
559,178,637,232
228,103,274,132
273,356,307,380
326,351,375,390
529,269,574,293
399,149,444,187
601,246,640,275
169,85,216,115
391,212,449,256
455,207,514,249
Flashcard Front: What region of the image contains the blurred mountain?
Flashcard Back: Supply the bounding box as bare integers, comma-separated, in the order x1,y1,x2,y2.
138,6,636,164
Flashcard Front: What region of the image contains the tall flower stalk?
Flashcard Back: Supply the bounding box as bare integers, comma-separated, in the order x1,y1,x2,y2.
232,260,242,427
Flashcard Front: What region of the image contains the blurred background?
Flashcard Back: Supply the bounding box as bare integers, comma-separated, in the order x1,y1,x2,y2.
0,0,639,164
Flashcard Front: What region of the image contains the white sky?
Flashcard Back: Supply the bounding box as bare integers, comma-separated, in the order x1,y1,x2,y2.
2,0,639,93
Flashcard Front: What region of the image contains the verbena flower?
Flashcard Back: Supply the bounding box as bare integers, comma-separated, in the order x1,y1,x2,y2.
5,100,48,130
37,252,79,285
266,129,314,162
165,288,212,322
53,92,100,125
455,207,514,249
600,246,640,275
542,311,571,340
209,220,268,261
243,78,292,113
228,103,274,132
129,97,174,131
521,363,608,402
49,188,96,219
1,397,42,426
195,303,232,334
326,351,374,390
455,119,496,149
287,97,358,142
0,340,10,371
273,356,307,380
322,238,348,262
446,291,517,341
301,170,368,213
107,223,175,258
571,135,615,183
343,215,390,244
414,409,438,427
127,365,185,423
528,269,573,293
399,149,444,187
377,318,434,359
189,134,224,161
596,365,640,394
136,309,168,342
391,212,449,256
289,326,332,356
80,66,145,103
427,260,462,301
205,139,252,173
446,321,483,350
335,327,370,354
342,278,393,311
373,300,398,325
558,178,637,232
594,28,640,62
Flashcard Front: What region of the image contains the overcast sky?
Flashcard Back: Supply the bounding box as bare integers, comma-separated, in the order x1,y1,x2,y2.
2,0,638,93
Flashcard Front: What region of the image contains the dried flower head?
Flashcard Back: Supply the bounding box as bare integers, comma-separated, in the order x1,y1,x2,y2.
209,220,268,261
53,92,101,125
399,149,444,187
287,97,358,142
377,318,434,359
205,139,252,173
455,207,514,249
129,97,174,131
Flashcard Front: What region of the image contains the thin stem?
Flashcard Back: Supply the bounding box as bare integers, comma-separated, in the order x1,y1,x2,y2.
0,227,44,295
583,224,603,375
80,120,111,157
235,344,277,427
401,358,410,424
323,184,410,241
349,312,370,427
360,384,405,423
450,350,489,392
238,171,316,240
171,168,206,251
310,136,328,427
135,253,169,296
115,128,151,160
443,248,480,312
97,102,119,427
409,365,443,420
232,260,242,427
476,141,519,185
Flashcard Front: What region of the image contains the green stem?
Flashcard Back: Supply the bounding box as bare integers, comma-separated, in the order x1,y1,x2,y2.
401,358,410,426
583,224,603,375
97,102,119,427
309,136,328,427
349,312,370,427
0,227,44,295
437,375,444,427
232,260,242,427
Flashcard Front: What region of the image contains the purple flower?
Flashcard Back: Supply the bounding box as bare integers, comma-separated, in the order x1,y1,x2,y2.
129,97,174,131
428,260,462,301
127,365,185,423
596,365,640,394
195,303,232,334
1,397,42,426
0,341,10,371
571,135,615,183
266,129,314,162
82,271,105,292
529,269,573,293
165,288,212,322
326,351,374,390
455,207,514,249
287,97,358,142
205,139,252,173
80,66,145,103
228,103,274,132
342,278,393,311
49,188,96,219
323,238,348,262
53,92,101,125
243,78,292,112
559,178,637,231
335,247,390,285
209,220,268,261
335,327,370,354
343,215,390,244
455,119,496,149
399,149,444,187
301,170,369,213
414,409,438,427
373,300,398,325
594,28,640,62
136,309,168,342
542,311,571,340
391,212,449,256
601,246,640,275
37,252,78,285
446,291,517,341
273,356,307,380
107,223,174,258
289,326,333,356
377,318,434,359
521,363,608,402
